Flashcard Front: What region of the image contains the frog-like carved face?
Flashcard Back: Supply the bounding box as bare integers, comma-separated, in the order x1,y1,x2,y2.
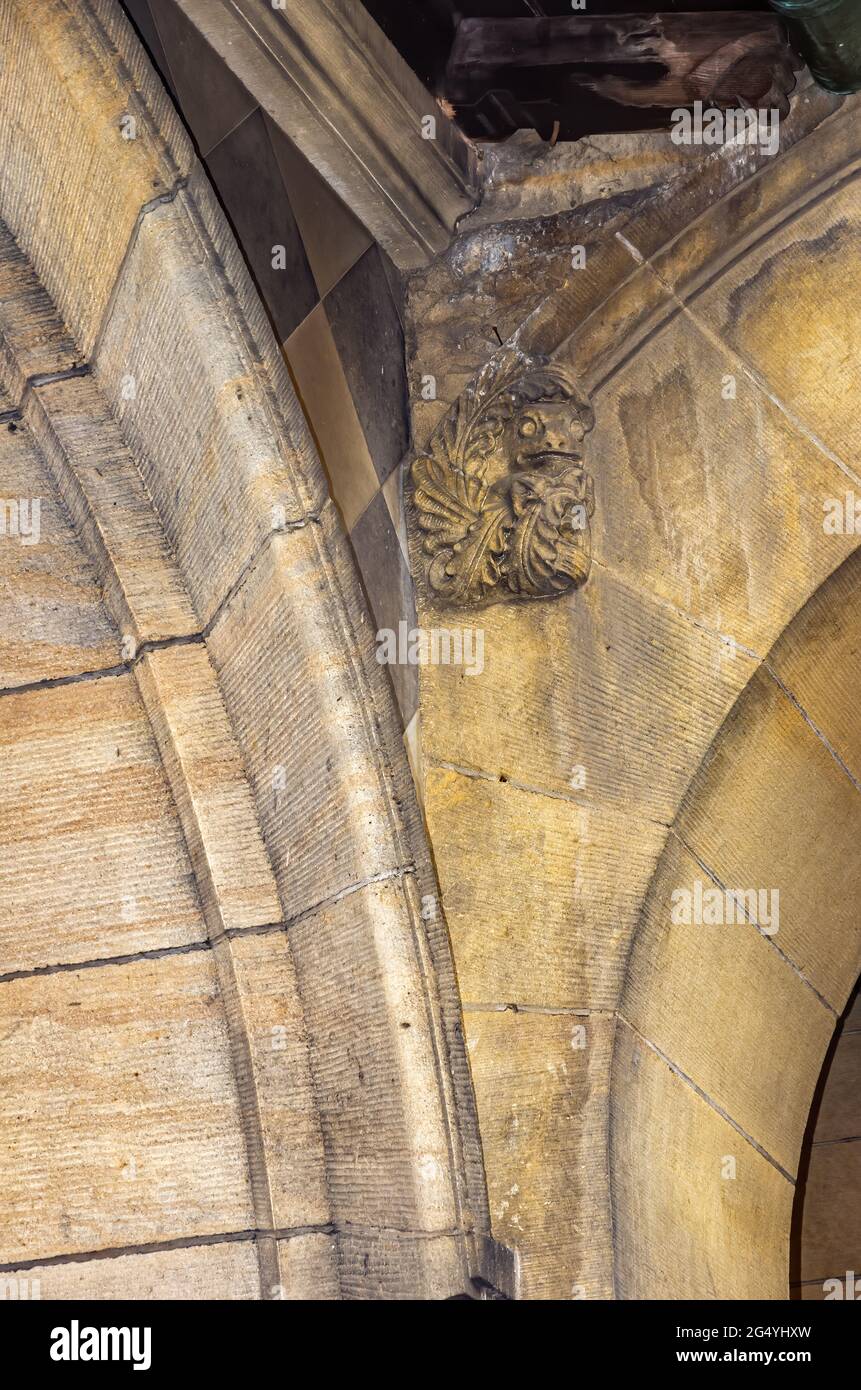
507,399,591,472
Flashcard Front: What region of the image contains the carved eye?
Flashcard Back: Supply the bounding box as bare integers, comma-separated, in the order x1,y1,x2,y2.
518,416,539,438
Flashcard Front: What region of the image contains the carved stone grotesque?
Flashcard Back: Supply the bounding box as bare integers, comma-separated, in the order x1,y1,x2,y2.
411,348,595,606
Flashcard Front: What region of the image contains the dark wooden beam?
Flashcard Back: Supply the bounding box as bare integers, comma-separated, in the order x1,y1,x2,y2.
445,13,801,139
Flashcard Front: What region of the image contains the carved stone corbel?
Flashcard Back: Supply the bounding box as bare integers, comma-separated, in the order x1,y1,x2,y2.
411,347,595,606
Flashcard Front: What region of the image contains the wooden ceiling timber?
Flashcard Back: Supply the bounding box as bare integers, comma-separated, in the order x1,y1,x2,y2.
361,0,774,94
443,12,801,138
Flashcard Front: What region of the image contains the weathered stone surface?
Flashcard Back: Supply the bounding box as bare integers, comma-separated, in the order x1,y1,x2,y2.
0,183,201,652
93,172,328,626
612,1018,793,1300
419,568,758,825
0,675,207,972
144,485,489,1256
287,878,462,1234
0,0,192,355
612,607,861,1293
226,930,330,1232
520,79,849,361
621,833,834,1179
5,1240,261,1300
406,210,614,433
405,78,846,449
643,98,859,311
768,548,861,787
0,418,120,688
466,1009,614,1299
0,220,80,402
694,175,861,477
134,643,281,934
677,668,861,1013
0,951,254,1265
407,82,861,1303
169,0,476,271
5,0,859,1303
424,766,665,1009
461,130,707,232
0,0,494,1302
207,506,418,918
792,980,861,1297
336,1231,466,1301
585,313,860,656
559,258,678,392
275,1233,340,1299
24,376,200,646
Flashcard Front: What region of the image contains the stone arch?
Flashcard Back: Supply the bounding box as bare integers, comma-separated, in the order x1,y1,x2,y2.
611,547,861,1299
405,79,861,1296
0,0,505,1298
4,0,861,1302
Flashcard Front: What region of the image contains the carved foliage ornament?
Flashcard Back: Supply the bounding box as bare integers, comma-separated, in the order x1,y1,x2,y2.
411,348,595,606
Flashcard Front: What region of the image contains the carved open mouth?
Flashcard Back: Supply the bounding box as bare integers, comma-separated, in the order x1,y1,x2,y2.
520,448,583,467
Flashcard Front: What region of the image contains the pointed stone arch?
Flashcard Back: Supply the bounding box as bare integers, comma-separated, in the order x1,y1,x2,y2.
403,78,861,1296
611,547,861,1299
0,0,506,1299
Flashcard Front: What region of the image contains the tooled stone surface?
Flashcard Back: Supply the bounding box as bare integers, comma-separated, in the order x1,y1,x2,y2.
411,347,595,605
0,0,512,1299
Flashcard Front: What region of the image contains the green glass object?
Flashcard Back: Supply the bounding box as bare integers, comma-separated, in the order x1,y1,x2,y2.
770,0,861,93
